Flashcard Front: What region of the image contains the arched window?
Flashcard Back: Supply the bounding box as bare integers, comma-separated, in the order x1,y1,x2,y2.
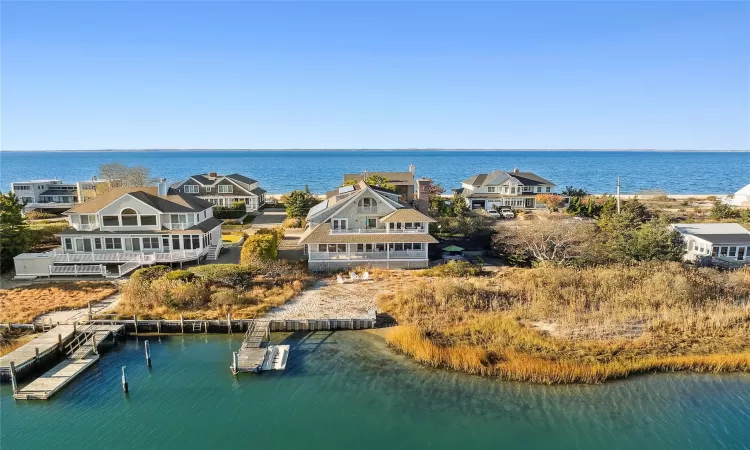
121,208,138,226
358,198,376,211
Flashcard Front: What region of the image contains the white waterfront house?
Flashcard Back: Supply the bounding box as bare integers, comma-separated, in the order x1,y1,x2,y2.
725,184,750,207
299,181,437,271
452,168,557,211
671,223,750,267
10,178,110,213
172,172,267,212
13,181,223,279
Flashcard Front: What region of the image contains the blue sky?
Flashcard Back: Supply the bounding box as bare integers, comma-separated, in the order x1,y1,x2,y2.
1,1,748,150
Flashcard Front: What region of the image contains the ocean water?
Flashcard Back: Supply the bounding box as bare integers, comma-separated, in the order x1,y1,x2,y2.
0,150,748,194
1,332,749,449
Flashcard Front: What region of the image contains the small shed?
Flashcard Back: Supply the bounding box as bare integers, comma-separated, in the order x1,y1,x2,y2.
13,253,54,278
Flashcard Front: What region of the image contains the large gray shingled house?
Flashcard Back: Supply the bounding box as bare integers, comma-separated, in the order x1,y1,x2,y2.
453,168,557,210
172,172,266,212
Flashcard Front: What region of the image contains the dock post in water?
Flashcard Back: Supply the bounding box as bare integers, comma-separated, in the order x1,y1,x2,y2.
144,340,151,367
232,352,238,374
9,361,18,395
91,333,98,355
35,347,40,367
133,315,138,334
88,302,93,321
57,333,63,352
73,321,77,333
180,315,184,334
121,366,128,393
227,313,232,334
157,321,161,334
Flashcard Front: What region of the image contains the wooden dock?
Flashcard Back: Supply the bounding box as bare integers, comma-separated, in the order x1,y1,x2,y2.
0,324,76,379
13,324,124,400
233,319,271,374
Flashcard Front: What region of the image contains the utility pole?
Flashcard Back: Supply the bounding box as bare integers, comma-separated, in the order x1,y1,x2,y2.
616,176,621,214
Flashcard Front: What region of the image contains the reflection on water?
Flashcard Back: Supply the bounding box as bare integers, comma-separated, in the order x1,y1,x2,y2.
2,331,749,450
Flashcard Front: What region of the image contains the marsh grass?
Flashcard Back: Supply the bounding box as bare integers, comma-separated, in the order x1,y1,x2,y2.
379,263,750,383
0,281,118,323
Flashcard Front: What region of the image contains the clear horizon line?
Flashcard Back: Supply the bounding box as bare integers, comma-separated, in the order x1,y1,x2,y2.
2,148,749,152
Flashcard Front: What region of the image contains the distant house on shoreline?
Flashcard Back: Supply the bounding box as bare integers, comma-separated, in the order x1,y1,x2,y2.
10,178,108,213
173,172,266,212
452,168,556,211
343,165,417,202
299,180,437,271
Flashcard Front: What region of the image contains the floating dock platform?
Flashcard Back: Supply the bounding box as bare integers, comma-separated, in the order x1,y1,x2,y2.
231,319,289,374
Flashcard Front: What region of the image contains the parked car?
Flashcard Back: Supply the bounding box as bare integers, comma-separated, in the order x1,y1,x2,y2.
487,207,515,219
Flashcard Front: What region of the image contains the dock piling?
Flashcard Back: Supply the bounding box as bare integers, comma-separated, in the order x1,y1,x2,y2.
88,302,92,321
180,315,184,334
121,366,128,393
133,315,138,334
157,320,161,334
91,334,98,355
34,347,40,367
57,333,63,352
9,361,18,395
232,352,238,374
227,313,232,334
144,340,151,367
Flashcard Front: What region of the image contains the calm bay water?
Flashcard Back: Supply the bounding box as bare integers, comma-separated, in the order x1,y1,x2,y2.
1,150,748,194
2,332,748,449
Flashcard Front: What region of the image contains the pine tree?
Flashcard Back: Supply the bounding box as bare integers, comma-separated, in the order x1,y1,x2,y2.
0,192,31,271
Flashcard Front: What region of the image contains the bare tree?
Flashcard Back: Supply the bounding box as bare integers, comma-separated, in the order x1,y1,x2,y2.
494,219,596,265
97,163,154,194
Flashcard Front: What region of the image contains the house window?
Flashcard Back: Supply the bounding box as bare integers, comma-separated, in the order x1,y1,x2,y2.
105,238,122,249
218,185,233,193
510,187,516,194
162,236,170,249
172,235,181,250
195,214,200,223
332,219,347,230
80,215,90,225
366,218,377,229
522,186,532,192
94,238,102,250
192,235,200,249
712,247,718,257
375,243,385,252
183,235,192,249
503,186,509,193
141,215,157,226
546,187,551,192
327,244,338,252
318,244,327,252
64,238,73,250
102,215,119,226
120,208,138,226
729,247,737,257
536,187,542,193
143,237,160,249
487,187,496,193
205,187,213,192
184,185,199,193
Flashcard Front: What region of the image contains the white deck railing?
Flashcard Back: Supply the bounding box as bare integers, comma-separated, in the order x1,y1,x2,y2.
52,249,204,263
49,264,107,276
163,222,197,230
309,250,426,261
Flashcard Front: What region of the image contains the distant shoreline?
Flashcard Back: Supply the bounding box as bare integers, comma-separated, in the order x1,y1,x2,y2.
1,149,748,153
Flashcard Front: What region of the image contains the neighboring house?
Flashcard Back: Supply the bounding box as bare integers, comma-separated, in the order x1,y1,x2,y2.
671,223,750,267
11,180,78,212
343,165,417,202
725,184,750,207
299,180,437,271
10,178,110,212
173,172,267,211
12,181,223,280
453,168,556,211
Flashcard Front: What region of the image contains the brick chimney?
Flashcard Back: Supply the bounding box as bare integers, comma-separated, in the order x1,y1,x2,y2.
209,172,217,178
157,178,168,196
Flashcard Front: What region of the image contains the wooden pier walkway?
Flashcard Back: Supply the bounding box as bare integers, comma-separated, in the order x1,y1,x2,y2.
233,319,271,374
13,324,124,400
0,324,76,378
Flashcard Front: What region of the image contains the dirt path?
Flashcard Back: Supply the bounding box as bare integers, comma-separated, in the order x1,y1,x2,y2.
34,292,122,324
266,278,394,319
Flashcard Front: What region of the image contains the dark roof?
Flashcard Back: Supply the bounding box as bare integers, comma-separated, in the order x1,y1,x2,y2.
691,234,750,245
343,171,415,185
227,173,258,185
40,189,77,196
463,174,488,186
190,175,211,184
511,172,555,186
250,187,267,195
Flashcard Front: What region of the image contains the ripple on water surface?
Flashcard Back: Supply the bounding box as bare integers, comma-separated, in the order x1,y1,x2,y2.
2,332,749,450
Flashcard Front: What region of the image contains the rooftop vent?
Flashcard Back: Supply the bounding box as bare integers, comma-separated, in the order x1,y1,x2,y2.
513,168,519,173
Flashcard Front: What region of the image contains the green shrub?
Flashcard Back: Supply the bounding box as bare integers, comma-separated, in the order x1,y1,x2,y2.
152,278,210,310
282,217,302,228
241,234,276,263
163,269,196,282
421,260,483,277
130,265,171,283
189,264,256,288
213,208,245,219
25,211,57,220
210,287,253,307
